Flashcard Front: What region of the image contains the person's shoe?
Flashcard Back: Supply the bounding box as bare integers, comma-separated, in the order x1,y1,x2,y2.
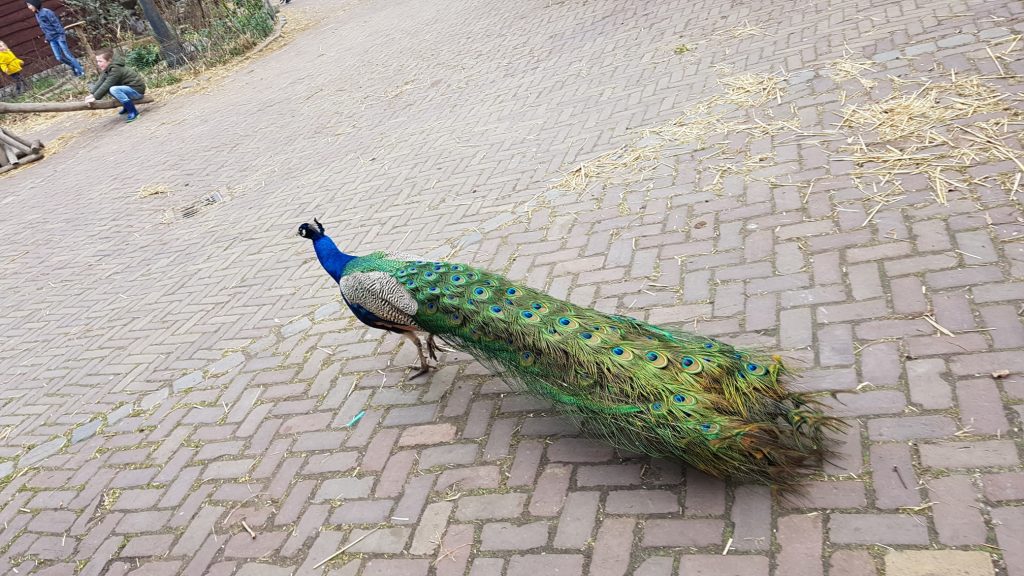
122,100,139,122
118,108,128,115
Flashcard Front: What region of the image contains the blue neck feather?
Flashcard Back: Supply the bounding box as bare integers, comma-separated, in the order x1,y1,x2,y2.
312,235,354,282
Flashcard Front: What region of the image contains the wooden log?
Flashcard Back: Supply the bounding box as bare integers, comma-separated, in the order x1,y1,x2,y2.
0,128,43,153
0,152,43,175
0,96,154,114
3,143,18,166
0,131,32,156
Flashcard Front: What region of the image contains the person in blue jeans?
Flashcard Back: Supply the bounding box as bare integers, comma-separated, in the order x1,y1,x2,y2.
26,0,84,77
84,48,147,122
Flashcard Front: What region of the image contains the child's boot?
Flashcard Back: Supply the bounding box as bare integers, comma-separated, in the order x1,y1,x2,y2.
122,100,139,122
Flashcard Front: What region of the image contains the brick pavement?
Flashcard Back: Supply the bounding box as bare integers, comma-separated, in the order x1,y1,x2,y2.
1,0,1023,574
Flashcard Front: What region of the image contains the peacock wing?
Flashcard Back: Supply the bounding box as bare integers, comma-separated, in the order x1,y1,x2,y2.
339,271,419,327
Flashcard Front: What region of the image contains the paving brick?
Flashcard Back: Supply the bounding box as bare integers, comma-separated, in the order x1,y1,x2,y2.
331,499,394,524
274,479,315,525
956,379,1010,434
884,550,994,576
548,438,614,462
393,473,435,525
731,485,771,551
456,493,527,521
435,523,474,576
553,491,599,549
576,464,643,486
223,532,288,558
905,358,953,409
436,466,501,493
121,534,176,558
506,555,583,576
982,472,1024,502
640,519,723,547
993,507,1024,576
829,550,877,576
782,480,867,509
929,475,987,545
920,441,1019,468
345,526,412,553
508,439,544,486
469,558,505,576
409,501,453,555
418,443,478,470
859,342,902,387
868,415,956,440
684,468,727,515
362,559,429,576
376,451,416,498
776,514,823,576
528,463,571,517
829,513,930,545
678,555,770,576
398,423,457,446
605,490,680,515
313,477,375,502
870,443,921,509
480,521,550,551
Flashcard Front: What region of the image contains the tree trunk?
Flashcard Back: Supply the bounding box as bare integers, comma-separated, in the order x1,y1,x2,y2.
0,97,154,114
137,0,187,68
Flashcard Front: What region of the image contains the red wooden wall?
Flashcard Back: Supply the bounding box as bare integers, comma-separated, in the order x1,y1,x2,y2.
0,0,77,81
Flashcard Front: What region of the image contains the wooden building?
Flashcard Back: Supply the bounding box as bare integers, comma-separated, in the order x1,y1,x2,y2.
0,0,77,85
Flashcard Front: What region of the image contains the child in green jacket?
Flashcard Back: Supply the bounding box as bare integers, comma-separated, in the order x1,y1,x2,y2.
84,48,147,122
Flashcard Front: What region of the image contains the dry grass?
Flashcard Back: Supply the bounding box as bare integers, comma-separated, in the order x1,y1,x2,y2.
719,72,787,106
827,55,877,88
137,184,173,198
837,74,1024,206
552,70,790,194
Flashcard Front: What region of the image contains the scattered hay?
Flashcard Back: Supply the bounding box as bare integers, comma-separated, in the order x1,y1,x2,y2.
38,129,81,157
718,72,787,106
552,68,796,195
827,55,877,88
553,143,663,194
840,76,1008,141
138,184,172,198
837,75,1024,205
718,21,766,39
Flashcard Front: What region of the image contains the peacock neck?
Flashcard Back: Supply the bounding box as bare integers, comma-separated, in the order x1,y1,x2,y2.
313,235,354,283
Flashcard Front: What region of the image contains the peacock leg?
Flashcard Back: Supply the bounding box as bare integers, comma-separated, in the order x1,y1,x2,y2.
402,332,432,380
425,334,451,361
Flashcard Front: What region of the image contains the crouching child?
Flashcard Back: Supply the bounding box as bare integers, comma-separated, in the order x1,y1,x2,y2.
84,48,147,122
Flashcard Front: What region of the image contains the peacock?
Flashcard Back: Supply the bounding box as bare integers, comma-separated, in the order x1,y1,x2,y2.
299,219,844,487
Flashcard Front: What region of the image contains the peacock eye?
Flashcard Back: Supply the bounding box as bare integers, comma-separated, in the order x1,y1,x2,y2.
612,347,624,356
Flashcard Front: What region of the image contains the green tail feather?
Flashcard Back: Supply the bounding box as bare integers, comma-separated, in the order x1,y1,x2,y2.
354,254,845,488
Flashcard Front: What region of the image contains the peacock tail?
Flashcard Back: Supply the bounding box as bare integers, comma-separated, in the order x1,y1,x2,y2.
343,252,844,488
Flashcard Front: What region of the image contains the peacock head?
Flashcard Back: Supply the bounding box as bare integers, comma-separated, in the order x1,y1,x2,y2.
297,219,326,240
